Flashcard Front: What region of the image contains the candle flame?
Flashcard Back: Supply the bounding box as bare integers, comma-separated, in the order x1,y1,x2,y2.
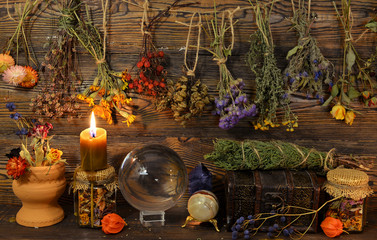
90,112,96,138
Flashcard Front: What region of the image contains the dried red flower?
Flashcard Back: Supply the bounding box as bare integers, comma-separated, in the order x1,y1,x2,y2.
6,156,28,179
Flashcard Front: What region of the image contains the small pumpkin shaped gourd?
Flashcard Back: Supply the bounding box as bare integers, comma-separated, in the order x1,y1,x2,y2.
101,213,127,234
320,216,343,238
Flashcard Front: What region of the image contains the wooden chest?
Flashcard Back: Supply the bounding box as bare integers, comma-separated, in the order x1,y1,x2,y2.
225,170,321,232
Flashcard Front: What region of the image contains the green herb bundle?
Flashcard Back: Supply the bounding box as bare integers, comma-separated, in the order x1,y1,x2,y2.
61,0,134,125
323,0,377,125
32,0,81,121
204,139,373,173
284,0,334,101
246,1,297,132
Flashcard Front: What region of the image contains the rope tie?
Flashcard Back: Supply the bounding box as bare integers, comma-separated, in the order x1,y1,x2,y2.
241,141,246,167
324,148,335,171
214,57,227,65
186,69,196,76
96,58,106,65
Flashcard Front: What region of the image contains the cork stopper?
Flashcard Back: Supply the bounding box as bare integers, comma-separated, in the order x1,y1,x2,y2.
323,168,373,200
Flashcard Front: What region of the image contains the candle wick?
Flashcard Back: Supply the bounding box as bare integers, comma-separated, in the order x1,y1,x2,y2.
90,130,96,138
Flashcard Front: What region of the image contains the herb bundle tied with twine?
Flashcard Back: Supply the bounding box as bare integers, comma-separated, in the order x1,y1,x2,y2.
284,0,334,101
204,5,257,130
61,0,134,125
32,0,82,121
204,139,374,174
157,12,212,126
246,1,297,132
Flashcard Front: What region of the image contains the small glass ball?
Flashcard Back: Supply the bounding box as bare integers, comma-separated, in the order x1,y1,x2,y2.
118,144,188,212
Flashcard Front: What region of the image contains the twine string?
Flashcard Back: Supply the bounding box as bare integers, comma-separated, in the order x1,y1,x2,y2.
141,0,150,36
183,12,202,77
324,148,336,171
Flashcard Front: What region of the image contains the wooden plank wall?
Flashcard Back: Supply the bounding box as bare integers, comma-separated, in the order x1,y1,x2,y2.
0,0,376,207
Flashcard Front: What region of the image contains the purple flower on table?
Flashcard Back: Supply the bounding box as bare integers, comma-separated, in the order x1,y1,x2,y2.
6,102,16,111
10,112,21,120
16,128,28,136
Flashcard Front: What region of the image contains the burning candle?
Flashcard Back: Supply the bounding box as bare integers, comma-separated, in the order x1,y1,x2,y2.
80,112,107,171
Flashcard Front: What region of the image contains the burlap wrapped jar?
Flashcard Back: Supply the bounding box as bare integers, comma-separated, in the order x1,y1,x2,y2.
323,167,373,232
71,165,118,228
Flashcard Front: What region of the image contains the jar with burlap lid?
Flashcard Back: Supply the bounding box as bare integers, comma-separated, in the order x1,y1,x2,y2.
71,165,118,228
323,168,373,232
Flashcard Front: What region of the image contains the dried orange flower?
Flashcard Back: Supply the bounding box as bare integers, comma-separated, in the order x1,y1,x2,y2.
19,66,38,88
0,53,15,73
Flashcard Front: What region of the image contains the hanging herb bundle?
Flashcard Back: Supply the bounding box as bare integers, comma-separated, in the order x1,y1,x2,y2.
323,0,377,125
157,12,211,126
61,0,134,125
204,6,257,130
126,0,184,99
1,0,45,88
204,139,374,174
284,0,334,102
31,0,82,121
4,0,42,67
246,1,297,132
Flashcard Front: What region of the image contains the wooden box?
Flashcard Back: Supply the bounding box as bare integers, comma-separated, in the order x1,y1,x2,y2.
225,170,321,232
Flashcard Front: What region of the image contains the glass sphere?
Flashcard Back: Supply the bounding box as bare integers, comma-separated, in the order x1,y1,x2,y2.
118,144,188,212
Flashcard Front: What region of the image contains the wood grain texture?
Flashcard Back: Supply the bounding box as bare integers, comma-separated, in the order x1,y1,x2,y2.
0,0,377,216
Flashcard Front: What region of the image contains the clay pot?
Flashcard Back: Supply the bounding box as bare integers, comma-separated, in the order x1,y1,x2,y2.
12,163,67,227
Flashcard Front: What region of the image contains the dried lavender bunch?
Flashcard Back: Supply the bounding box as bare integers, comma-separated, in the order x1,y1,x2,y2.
205,6,257,130
246,1,297,132
284,0,334,101
31,0,81,121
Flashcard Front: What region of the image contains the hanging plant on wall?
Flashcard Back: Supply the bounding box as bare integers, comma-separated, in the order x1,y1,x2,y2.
246,1,297,132
1,0,44,88
322,0,377,125
31,0,82,122
157,12,212,126
204,5,257,130
284,0,334,102
125,0,186,101
62,0,135,125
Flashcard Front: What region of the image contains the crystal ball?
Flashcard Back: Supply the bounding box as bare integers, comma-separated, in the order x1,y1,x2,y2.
118,144,188,212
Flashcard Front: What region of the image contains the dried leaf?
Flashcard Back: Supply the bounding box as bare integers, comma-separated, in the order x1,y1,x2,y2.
365,21,377,32
286,45,302,60
331,84,339,97
346,48,356,72
348,87,360,99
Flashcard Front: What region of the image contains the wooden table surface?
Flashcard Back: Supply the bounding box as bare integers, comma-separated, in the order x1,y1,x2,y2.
1,200,377,240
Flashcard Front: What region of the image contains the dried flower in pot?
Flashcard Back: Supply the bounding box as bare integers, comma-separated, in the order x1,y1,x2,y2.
5,103,67,227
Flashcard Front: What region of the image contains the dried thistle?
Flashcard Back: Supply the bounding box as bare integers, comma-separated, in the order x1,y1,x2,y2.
284,0,334,102
246,1,297,132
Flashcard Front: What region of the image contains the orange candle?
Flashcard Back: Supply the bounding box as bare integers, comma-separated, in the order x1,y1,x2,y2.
80,112,107,171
